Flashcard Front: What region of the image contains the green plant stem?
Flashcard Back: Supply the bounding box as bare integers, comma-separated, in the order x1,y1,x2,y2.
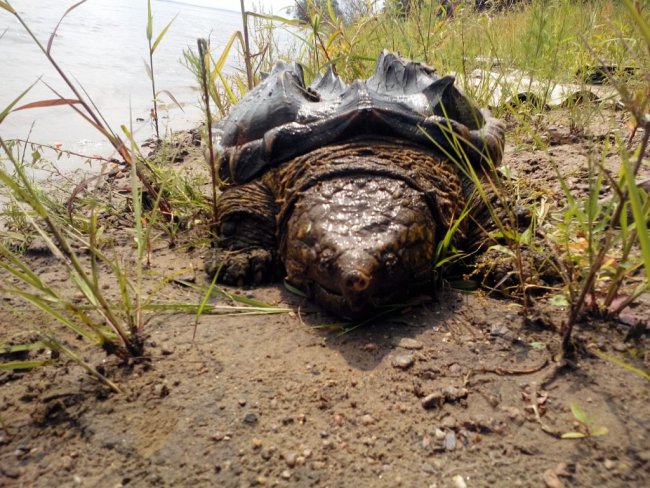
240,0,254,90
197,39,219,229
148,43,160,139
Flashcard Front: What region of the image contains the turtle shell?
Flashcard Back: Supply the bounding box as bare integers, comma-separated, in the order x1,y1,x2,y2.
213,50,504,185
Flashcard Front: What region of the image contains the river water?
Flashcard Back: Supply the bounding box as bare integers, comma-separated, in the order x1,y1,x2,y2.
1,0,248,169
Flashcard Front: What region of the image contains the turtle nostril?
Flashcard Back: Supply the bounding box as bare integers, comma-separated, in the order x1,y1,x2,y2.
345,270,370,293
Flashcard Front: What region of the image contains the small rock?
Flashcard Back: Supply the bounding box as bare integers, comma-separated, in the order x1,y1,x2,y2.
243,413,258,426
543,469,565,488
421,392,444,409
280,470,291,480
153,383,170,398
448,363,462,375
490,324,510,337
452,475,467,488
603,459,616,470
442,386,468,402
238,398,247,407
160,343,175,355
637,450,650,463
0,465,22,479
434,428,446,441
392,354,415,370
422,462,436,474
255,475,268,485
441,416,457,429
260,447,274,460
613,342,628,352
360,414,376,426
396,338,423,350
251,438,262,450
444,431,457,451
312,461,326,470
60,455,74,471
283,451,298,468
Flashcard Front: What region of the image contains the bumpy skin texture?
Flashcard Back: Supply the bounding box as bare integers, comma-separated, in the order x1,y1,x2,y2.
276,142,467,317
205,51,505,318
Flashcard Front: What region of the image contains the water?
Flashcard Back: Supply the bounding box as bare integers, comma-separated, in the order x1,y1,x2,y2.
1,0,245,169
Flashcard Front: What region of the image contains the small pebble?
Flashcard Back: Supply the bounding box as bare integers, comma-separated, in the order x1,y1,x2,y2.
392,354,415,370
160,343,175,355
280,470,291,480
360,414,376,426
613,342,628,352
422,462,436,474
283,451,298,468
453,475,467,488
251,438,262,450
243,413,258,425
448,363,462,375
396,338,423,350
604,459,616,470
441,416,457,429
153,383,169,398
60,455,74,471
421,392,443,409
444,431,457,451
238,398,247,407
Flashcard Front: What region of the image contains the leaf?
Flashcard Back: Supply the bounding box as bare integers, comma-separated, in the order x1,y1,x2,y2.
489,244,515,258
549,293,570,307
143,59,153,81
1,341,48,354
157,89,183,111
591,426,609,437
151,13,177,54
570,403,589,424
0,79,38,124
12,98,82,112
561,431,586,439
47,0,88,54
146,0,153,41
622,148,650,284
0,2,16,13
0,360,57,370
284,280,307,298
590,347,650,380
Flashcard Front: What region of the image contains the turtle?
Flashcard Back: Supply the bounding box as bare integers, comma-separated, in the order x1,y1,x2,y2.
205,50,505,318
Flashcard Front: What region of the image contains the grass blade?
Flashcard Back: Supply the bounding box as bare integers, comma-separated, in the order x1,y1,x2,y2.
47,0,88,54
152,14,178,54
12,98,82,112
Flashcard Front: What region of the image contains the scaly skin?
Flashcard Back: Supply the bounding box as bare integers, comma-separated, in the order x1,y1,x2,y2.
206,141,474,318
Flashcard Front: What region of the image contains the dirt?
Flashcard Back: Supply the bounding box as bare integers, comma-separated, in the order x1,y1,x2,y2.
1,109,649,488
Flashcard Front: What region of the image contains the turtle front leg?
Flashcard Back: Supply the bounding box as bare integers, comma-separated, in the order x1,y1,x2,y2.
205,179,280,286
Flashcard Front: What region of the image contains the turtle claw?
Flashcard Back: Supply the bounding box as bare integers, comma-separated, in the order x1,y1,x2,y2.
205,247,279,286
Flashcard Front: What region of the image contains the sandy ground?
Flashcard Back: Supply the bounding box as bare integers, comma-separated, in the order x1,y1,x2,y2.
1,109,649,487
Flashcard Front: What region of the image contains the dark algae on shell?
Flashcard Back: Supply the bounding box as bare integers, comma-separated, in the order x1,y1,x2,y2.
205,51,505,318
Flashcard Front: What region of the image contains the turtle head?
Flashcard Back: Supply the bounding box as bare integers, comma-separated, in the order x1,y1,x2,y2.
283,175,436,318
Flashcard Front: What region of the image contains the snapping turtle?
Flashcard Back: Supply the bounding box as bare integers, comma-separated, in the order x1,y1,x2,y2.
206,51,505,318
